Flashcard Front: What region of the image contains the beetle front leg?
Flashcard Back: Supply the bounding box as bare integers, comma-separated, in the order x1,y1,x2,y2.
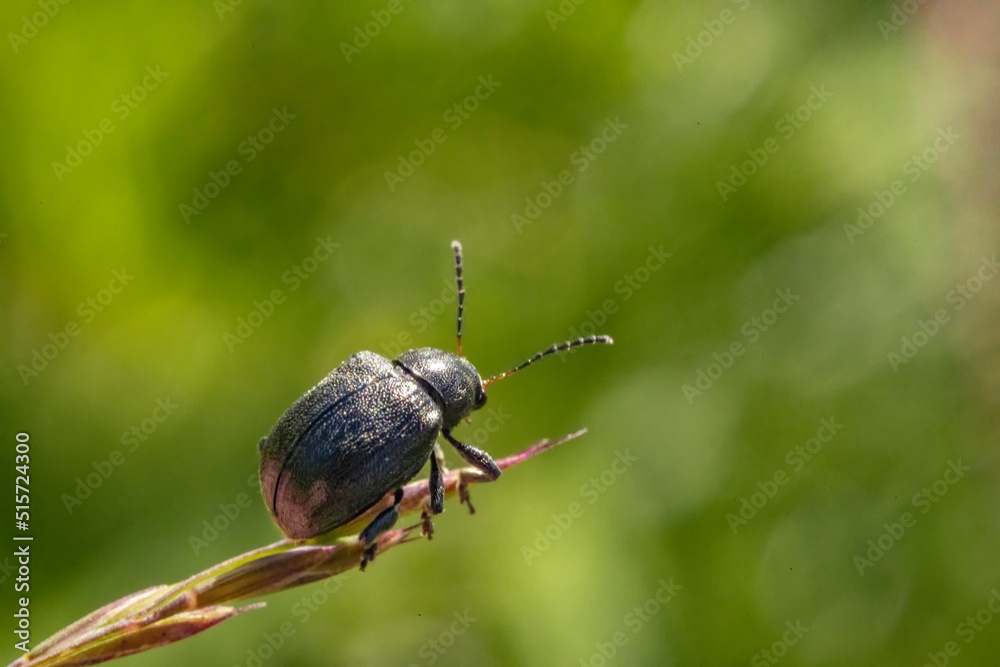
443,430,500,515
359,487,404,571
442,430,501,479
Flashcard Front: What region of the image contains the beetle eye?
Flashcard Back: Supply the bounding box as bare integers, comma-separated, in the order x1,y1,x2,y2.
475,389,487,408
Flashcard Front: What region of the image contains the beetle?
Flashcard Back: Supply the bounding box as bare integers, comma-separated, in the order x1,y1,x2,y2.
258,240,612,568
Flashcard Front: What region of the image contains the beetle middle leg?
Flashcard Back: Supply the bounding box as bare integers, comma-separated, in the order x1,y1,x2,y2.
359,487,404,571
421,448,446,539
429,447,446,514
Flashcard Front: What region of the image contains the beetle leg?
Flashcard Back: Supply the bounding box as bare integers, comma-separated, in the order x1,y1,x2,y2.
442,430,501,480
421,451,445,539
442,430,500,515
429,449,445,514
420,508,435,539
359,487,404,571
459,474,476,514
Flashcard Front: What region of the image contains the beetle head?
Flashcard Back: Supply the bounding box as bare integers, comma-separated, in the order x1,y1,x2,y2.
396,347,486,430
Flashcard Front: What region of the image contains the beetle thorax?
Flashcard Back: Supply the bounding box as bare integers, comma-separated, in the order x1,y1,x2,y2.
396,347,486,430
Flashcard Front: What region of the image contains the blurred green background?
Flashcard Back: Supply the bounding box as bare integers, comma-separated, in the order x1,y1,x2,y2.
3,1,1000,665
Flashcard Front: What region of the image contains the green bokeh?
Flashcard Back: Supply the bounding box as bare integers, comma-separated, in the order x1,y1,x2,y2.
2,2,998,666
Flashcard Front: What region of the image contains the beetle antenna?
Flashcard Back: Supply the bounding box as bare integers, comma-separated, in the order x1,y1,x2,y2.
483,335,613,387
451,240,465,357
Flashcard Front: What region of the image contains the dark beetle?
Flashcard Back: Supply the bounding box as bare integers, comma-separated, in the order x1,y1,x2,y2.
258,241,612,567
